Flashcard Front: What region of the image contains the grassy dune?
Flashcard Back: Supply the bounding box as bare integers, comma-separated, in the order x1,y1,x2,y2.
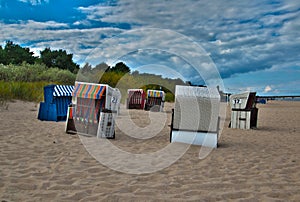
0,63,185,105
0,63,76,103
0,81,55,103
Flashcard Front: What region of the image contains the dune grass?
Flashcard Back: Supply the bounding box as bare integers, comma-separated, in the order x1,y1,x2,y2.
0,81,56,103
0,63,77,105
0,63,182,106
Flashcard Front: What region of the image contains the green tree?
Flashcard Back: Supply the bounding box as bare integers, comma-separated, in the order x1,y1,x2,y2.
40,48,79,73
1,41,36,65
107,62,130,74
0,46,6,65
39,47,52,67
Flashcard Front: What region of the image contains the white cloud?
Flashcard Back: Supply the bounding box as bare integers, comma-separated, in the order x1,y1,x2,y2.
18,0,49,5
78,4,115,21
214,40,223,46
29,47,43,57
0,20,123,64
220,49,231,54
264,85,272,93
75,0,300,80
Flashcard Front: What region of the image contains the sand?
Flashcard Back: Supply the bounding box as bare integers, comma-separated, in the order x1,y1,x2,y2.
0,100,299,201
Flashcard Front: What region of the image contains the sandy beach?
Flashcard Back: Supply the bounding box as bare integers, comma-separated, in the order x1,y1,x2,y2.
0,100,299,201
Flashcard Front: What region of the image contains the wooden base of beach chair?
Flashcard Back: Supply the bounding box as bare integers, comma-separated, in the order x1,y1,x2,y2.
65,119,77,134
170,130,218,148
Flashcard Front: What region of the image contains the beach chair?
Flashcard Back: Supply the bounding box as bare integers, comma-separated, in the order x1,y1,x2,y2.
127,89,146,109
65,82,121,139
170,85,220,148
38,84,74,121
145,90,165,112
229,92,258,129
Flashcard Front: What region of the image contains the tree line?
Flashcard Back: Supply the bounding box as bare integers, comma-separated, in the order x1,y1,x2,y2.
78,61,186,102
0,41,79,73
0,40,187,102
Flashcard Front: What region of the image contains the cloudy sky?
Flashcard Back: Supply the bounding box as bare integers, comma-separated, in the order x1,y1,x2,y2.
0,0,299,95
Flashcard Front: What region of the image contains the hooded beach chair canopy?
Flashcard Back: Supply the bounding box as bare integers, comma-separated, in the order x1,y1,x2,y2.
73,82,107,99
128,89,145,93
170,85,221,147
72,81,121,113
173,85,220,132
229,92,257,110
147,89,165,98
53,85,74,97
